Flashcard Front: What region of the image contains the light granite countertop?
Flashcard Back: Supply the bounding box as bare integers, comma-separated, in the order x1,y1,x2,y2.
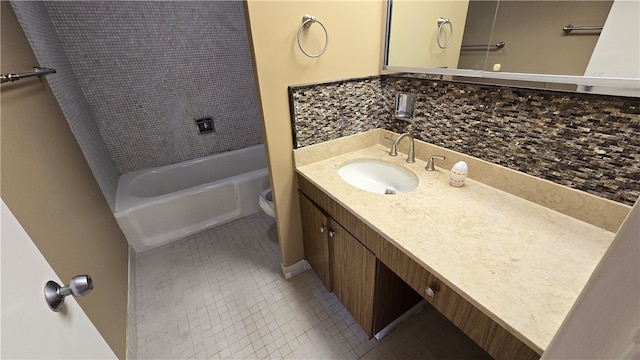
294,130,621,354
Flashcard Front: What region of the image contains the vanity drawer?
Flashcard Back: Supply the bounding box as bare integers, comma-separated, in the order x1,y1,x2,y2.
378,240,541,360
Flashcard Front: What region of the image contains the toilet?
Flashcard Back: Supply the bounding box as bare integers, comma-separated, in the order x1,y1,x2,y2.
259,187,275,218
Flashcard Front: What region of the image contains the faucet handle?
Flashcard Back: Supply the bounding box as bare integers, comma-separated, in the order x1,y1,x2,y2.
426,155,445,171
384,136,398,156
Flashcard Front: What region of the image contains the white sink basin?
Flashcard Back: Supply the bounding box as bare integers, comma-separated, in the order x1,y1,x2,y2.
338,159,419,194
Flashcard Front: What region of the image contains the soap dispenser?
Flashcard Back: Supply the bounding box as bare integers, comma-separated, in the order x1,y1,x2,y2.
449,161,468,187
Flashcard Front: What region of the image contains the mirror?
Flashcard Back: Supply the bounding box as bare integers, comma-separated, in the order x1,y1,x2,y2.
383,0,640,96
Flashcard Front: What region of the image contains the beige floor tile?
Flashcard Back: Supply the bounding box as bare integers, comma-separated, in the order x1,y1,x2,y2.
135,212,491,359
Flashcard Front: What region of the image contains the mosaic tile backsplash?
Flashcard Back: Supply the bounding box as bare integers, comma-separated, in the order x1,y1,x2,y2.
289,77,386,147
43,1,263,174
290,76,640,206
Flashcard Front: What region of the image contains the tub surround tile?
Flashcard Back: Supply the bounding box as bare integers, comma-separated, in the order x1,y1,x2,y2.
11,2,120,210
289,75,640,207
24,1,263,175
294,138,617,353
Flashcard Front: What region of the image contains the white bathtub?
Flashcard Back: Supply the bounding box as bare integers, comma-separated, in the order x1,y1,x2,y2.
115,145,270,252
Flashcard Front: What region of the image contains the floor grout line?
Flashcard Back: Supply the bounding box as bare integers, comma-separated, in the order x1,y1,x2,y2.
134,212,491,359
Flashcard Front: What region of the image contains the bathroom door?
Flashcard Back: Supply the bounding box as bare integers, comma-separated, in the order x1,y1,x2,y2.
1,200,116,359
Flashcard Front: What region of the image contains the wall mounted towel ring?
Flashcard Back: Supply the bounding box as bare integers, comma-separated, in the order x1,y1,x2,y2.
436,17,453,49
297,14,329,58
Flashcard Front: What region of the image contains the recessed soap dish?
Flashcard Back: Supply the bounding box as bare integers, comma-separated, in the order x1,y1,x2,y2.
195,117,214,134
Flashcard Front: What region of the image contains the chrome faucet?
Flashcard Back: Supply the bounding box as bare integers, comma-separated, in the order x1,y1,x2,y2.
426,155,445,171
389,133,415,163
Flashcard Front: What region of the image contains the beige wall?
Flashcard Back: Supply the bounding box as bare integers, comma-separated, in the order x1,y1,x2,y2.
244,1,385,267
0,3,129,358
388,0,469,68
486,1,612,75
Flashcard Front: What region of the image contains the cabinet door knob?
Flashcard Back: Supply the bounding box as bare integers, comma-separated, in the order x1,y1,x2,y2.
425,286,435,297
328,230,335,237
320,226,326,233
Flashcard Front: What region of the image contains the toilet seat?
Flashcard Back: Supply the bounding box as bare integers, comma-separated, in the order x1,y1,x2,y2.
259,188,275,218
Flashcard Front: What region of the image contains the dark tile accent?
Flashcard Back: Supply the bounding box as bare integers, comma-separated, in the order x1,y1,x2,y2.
290,75,640,206
290,77,387,148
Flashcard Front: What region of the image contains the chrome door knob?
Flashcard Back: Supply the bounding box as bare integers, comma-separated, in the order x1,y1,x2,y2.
328,230,335,237
320,226,326,233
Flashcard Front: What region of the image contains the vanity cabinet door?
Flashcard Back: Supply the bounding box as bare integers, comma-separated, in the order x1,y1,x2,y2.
330,219,377,337
299,192,332,291
300,190,377,336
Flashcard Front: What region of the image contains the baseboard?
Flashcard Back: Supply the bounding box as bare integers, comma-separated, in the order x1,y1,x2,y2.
281,259,311,279
126,246,137,359
375,300,427,340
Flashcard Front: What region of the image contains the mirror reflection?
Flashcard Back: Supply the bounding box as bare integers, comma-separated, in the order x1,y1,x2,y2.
386,0,487,69
478,1,612,75
385,0,640,95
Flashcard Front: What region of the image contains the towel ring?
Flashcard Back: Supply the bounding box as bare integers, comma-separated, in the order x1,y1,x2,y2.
297,14,329,58
436,17,453,49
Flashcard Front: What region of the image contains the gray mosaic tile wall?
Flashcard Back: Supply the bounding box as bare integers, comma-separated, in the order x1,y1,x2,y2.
44,1,263,174
11,2,120,211
290,75,640,206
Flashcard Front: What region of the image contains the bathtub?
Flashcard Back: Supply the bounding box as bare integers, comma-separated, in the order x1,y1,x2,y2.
115,144,270,252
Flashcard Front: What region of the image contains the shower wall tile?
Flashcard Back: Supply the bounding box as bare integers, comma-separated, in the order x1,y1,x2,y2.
11,1,120,210
44,1,263,174
290,76,640,206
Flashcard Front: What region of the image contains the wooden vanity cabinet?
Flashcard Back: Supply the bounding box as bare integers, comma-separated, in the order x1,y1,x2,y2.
297,174,541,360
299,191,377,336
299,193,332,291
299,189,421,338
378,241,541,360
330,219,377,337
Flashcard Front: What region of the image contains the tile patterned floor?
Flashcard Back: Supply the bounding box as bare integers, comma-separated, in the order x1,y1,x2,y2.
134,212,491,359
